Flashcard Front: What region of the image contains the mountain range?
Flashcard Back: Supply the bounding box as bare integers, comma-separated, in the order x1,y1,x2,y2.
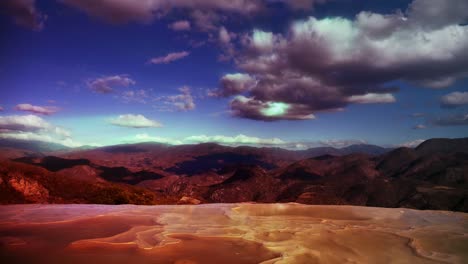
0,137,466,212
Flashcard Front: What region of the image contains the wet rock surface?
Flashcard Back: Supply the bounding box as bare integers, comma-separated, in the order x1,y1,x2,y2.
0,204,466,264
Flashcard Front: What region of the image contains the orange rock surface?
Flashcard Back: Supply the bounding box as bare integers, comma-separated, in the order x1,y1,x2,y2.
0,204,466,263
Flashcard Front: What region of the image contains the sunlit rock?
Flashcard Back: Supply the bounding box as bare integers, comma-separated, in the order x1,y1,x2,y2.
0,204,466,263
7,176,49,203
178,196,201,205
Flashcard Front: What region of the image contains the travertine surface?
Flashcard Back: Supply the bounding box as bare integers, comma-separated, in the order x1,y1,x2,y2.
0,204,466,263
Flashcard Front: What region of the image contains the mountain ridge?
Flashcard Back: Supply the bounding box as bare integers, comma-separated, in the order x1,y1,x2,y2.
0,137,466,211
0,139,392,156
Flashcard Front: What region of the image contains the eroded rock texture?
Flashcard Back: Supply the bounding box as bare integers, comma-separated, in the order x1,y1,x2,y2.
0,204,466,263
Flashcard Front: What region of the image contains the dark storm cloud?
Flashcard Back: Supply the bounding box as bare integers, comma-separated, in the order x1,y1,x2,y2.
215,0,468,121
247,77,346,111
230,96,316,121
0,0,46,31
211,73,257,97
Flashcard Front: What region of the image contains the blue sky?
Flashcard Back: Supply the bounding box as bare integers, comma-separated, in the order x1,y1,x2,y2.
0,0,467,148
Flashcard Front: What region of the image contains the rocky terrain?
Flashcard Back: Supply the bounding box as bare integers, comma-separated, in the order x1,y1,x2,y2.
0,204,466,263
0,138,466,211
0,160,160,205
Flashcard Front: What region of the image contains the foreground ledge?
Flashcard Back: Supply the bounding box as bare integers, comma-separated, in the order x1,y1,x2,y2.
0,203,466,263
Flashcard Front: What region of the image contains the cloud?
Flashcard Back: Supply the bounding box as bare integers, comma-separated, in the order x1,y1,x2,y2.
0,114,81,148
60,0,158,24
122,133,184,145
433,113,468,126
124,133,286,146
156,86,196,111
440,91,468,108
230,95,316,121
168,20,191,31
15,104,60,115
121,90,149,104
123,133,285,147
184,134,285,145
214,0,468,121
0,0,46,31
148,51,190,64
408,0,468,30
168,86,196,111
217,26,238,60
412,124,427,129
88,75,135,94
0,114,50,132
121,133,373,150
218,26,232,44
398,139,426,148
282,139,368,150
60,0,263,24
318,139,367,148
110,114,162,128
210,73,257,97
347,93,396,104
0,132,82,148
190,9,220,31
268,0,327,10
121,133,285,147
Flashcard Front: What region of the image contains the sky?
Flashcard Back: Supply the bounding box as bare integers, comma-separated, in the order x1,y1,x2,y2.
0,0,467,149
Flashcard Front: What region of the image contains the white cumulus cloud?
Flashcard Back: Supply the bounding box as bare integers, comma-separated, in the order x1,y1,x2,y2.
0,114,80,148
110,114,163,128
